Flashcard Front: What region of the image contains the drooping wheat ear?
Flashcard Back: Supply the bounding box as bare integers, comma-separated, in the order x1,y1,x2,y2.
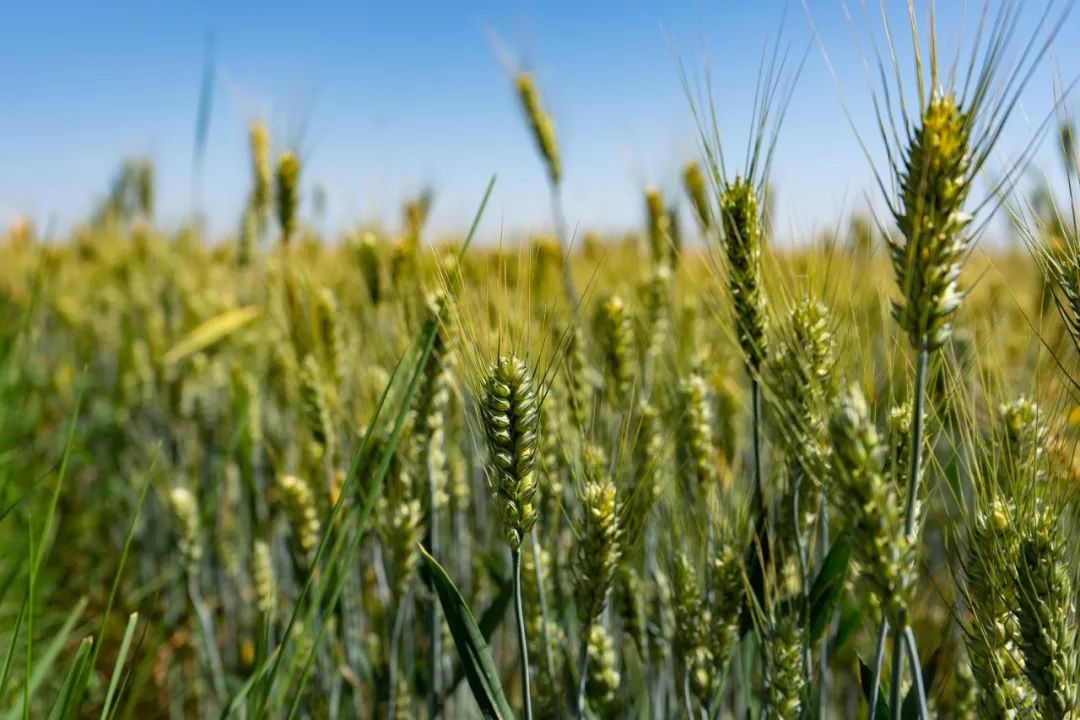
574,443,621,628
275,151,301,244
279,474,321,556
890,93,972,352
595,294,635,399
720,176,767,371
962,499,1034,718
515,72,562,185
709,544,744,672
480,355,540,551
683,160,711,233
300,353,336,467
250,120,271,217
584,623,620,709
1000,396,1045,484
763,611,806,720
169,486,202,572
828,384,914,628
680,370,717,489
1013,504,1077,717
672,551,716,704
645,187,671,267
253,539,277,618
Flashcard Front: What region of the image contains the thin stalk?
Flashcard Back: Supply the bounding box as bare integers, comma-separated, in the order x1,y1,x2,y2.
792,479,813,691
903,627,929,720
904,348,928,534
188,573,227,706
426,474,441,720
750,380,764,515
576,625,590,719
889,628,904,719
891,347,929,717
683,669,695,719
817,496,830,720
868,620,888,720
387,597,407,720
512,549,533,720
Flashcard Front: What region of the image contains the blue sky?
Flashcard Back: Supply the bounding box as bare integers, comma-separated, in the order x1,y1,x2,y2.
2,1,1078,243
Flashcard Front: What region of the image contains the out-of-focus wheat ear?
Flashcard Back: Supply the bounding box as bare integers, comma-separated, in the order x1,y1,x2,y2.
595,294,635,401
275,151,301,245
300,354,336,471
584,623,620,711
169,486,202,573
709,544,744,674
763,610,806,720
250,120,272,219
480,355,540,551
515,72,562,186
999,396,1046,486
279,474,322,559
1013,505,1077,717
961,498,1035,718
671,552,715,706
828,384,914,629
684,160,712,234
574,443,621,627
645,187,671,268
253,539,277,619
573,442,621,717
679,370,718,491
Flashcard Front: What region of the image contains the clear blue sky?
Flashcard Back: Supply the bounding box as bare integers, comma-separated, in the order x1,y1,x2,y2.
2,1,1077,243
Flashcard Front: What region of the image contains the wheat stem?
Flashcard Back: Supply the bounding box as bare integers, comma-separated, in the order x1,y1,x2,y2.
868,619,888,720
904,627,929,719
512,548,534,720
890,347,929,713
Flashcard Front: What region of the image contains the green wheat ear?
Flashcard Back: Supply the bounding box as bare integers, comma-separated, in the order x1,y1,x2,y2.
480,355,540,551
720,176,767,370
828,384,914,629
275,151,301,243
515,71,562,185
683,160,711,232
574,443,621,628
250,120,271,217
891,93,973,351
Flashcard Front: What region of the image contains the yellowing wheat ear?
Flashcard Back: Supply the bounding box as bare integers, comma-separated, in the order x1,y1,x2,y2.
515,72,562,186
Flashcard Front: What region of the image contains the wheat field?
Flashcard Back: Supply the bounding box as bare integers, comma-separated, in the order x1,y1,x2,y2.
4,2,1080,719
